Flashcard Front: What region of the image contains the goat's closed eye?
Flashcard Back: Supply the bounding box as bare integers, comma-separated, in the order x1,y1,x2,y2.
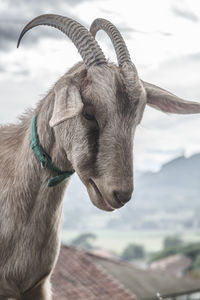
82,108,96,121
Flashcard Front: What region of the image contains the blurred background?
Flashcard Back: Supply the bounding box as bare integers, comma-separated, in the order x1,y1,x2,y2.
0,0,200,278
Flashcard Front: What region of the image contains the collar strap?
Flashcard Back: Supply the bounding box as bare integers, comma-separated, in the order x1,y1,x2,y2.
31,115,74,187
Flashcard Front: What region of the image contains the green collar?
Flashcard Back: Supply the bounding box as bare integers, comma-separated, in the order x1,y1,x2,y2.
31,115,74,187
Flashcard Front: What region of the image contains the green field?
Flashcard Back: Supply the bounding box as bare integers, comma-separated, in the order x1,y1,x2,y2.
61,229,200,254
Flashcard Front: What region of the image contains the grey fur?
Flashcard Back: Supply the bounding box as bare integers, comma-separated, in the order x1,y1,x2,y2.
0,61,145,299
1,16,200,300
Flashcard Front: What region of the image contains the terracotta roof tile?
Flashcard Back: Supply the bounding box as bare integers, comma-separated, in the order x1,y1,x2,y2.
52,246,136,300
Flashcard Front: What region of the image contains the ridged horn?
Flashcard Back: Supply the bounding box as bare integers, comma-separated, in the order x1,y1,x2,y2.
17,14,107,68
90,18,132,67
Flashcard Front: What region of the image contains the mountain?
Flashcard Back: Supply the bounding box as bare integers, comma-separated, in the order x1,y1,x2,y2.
141,154,200,189
63,154,200,231
135,153,200,208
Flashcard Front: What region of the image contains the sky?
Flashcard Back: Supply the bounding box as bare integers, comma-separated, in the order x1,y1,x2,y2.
0,0,200,171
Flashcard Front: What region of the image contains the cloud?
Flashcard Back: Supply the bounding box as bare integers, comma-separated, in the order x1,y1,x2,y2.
100,8,119,15
188,52,200,61
0,0,93,52
0,65,6,73
0,21,68,51
7,0,94,8
143,51,200,97
135,51,200,170
171,6,199,22
118,25,144,39
0,22,24,50
158,31,172,36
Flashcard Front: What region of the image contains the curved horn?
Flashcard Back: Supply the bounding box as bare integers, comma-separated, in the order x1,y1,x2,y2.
90,18,132,67
17,14,107,68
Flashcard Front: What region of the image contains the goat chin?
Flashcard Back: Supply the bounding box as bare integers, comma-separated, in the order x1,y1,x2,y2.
87,181,115,212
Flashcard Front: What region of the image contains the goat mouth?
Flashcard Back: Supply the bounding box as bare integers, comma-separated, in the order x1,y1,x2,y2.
89,179,114,212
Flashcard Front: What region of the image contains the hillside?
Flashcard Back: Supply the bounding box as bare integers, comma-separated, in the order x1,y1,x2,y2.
135,153,200,209
63,154,200,231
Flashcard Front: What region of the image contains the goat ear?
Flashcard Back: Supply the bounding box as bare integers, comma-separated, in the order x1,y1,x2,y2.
49,84,83,127
143,81,200,114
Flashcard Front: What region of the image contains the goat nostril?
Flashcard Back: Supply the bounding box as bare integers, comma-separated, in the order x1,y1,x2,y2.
113,191,132,204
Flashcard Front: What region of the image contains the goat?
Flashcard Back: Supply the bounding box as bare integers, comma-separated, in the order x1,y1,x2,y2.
0,14,200,300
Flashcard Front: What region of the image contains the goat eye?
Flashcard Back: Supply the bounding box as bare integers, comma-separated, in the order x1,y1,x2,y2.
82,109,96,121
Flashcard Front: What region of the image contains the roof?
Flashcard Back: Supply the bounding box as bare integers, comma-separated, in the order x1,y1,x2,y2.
51,245,136,300
51,245,200,300
149,254,192,277
89,253,200,300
